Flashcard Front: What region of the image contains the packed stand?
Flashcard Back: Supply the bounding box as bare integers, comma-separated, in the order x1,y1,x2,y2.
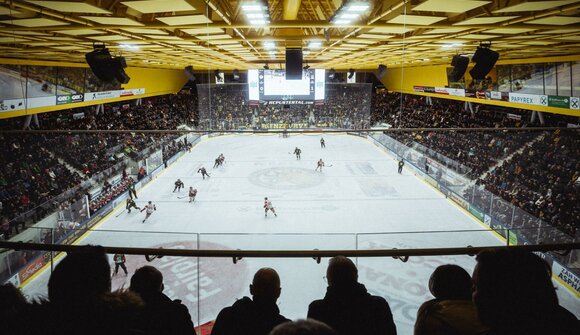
197,83,371,130
0,134,83,238
0,93,195,229
480,129,579,236
372,92,537,178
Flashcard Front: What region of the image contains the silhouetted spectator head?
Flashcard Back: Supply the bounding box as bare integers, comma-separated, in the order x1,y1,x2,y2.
0,283,27,315
428,264,472,300
326,256,358,288
250,267,281,303
473,249,557,328
270,319,336,335
48,245,111,305
130,265,164,297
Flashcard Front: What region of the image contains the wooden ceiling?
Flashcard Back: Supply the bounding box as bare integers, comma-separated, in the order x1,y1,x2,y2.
0,0,578,70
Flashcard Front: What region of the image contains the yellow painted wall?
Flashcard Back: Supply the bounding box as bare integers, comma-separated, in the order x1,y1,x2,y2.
380,55,580,117
0,58,188,119
382,65,449,93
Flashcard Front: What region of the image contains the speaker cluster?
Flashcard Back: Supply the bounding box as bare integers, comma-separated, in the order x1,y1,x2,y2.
85,46,130,84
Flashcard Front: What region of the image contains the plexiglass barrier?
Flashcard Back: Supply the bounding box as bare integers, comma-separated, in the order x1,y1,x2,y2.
1,230,578,335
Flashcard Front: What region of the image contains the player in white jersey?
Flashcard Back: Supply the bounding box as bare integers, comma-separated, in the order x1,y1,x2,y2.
140,201,156,223
315,158,325,172
264,197,277,217
189,187,197,203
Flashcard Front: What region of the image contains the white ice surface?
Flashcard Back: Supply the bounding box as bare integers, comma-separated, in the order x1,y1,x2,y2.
22,134,579,335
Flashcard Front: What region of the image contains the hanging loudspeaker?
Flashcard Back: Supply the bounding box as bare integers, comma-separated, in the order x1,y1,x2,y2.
377,64,387,79
469,47,499,80
449,55,469,82
185,66,196,82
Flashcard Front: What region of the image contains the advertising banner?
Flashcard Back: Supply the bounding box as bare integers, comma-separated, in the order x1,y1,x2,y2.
490,91,502,100
547,95,571,109
509,93,548,106
571,97,579,110
56,94,84,105
483,214,491,227
468,205,484,222
552,262,580,294
18,254,47,283
449,192,469,210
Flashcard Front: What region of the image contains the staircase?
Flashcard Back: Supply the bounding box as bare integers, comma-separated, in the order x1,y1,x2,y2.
41,147,87,179
477,132,546,182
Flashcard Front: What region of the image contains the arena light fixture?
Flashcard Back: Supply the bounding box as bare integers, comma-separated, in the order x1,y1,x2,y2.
246,13,265,18
340,13,358,19
347,4,370,12
243,2,271,26
250,19,267,25
333,19,352,25
308,41,322,49
241,4,264,12
263,41,276,49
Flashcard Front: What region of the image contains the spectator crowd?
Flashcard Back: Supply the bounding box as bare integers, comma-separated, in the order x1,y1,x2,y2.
0,92,196,238
0,249,577,335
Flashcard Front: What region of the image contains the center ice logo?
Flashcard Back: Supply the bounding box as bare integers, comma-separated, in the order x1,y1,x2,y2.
111,240,249,324
249,167,325,189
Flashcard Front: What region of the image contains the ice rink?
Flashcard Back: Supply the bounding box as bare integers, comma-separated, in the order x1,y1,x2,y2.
23,134,579,334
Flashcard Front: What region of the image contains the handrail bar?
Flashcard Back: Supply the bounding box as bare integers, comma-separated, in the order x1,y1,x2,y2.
1,241,578,258
0,127,577,134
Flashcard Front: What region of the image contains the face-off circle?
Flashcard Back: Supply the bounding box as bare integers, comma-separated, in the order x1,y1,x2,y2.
112,240,250,323
249,167,325,189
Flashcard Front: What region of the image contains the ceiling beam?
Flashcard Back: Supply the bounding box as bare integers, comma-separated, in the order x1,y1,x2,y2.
4,21,579,31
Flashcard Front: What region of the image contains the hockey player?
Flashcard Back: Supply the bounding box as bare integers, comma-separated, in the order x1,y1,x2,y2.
141,201,156,223
128,177,138,199
264,197,277,217
320,137,325,148
213,157,221,168
173,178,184,192
398,159,404,174
113,253,128,275
294,147,301,160
198,167,210,179
316,158,325,172
219,153,225,165
189,187,197,203
126,198,141,213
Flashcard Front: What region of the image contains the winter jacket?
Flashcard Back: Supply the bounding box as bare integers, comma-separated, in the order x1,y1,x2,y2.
211,296,290,335
139,291,196,335
414,299,488,335
307,283,397,335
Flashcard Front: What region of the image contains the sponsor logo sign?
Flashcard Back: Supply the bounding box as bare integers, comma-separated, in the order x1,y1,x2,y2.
509,93,548,106
449,192,469,210
56,94,84,105
506,113,522,120
571,97,579,110
484,214,491,226
424,175,438,188
413,86,435,93
468,205,484,222
490,91,502,100
548,95,570,109
552,262,580,294
18,255,47,283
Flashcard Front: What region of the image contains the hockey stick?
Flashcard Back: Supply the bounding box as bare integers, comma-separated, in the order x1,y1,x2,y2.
115,211,124,218
177,196,188,199
327,164,333,167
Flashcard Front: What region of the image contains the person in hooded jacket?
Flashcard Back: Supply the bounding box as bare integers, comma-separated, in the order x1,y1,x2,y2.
211,267,290,335
307,256,397,335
